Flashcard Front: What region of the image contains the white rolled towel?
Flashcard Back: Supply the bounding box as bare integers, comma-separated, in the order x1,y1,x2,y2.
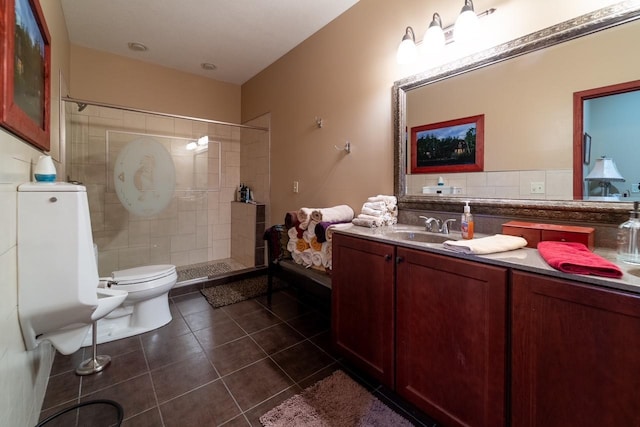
291,251,302,264
287,227,299,241
361,207,384,217
303,220,318,240
297,207,318,230
286,239,297,253
299,249,313,267
310,205,354,223
324,243,333,269
311,251,323,267
352,216,382,228
367,195,397,207
363,201,387,211
319,242,332,268
325,223,352,242
357,214,385,226
443,234,528,255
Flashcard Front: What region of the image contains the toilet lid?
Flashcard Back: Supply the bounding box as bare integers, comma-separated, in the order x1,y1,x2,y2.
112,264,176,285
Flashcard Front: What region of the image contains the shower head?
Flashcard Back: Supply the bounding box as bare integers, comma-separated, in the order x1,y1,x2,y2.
77,103,87,112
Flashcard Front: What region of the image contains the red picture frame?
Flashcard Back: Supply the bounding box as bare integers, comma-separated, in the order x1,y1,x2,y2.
411,114,484,174
0,0,51,151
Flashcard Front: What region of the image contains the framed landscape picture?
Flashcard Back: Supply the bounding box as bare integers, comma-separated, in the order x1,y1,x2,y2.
411,114,484,174
0,0,51,151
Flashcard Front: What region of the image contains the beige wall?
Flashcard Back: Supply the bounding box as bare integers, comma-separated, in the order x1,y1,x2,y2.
69,45,242,123
0,1,70,426
241,0,622,222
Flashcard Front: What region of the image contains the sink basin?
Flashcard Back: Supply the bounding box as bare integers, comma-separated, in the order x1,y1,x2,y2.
384,231,454,244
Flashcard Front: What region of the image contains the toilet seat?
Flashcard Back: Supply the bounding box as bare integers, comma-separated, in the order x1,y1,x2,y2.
107,264,177,293
112,264,176,285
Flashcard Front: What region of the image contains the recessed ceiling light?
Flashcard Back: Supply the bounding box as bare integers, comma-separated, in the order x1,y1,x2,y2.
201,63,217,71
128,42,148,52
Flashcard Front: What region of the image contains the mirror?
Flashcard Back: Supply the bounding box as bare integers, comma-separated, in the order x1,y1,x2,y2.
393,2,640,224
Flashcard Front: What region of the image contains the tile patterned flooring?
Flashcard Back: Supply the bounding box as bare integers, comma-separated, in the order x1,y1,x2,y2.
40,285,436,426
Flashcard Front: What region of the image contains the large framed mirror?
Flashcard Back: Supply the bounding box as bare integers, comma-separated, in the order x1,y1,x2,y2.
393,2,640,224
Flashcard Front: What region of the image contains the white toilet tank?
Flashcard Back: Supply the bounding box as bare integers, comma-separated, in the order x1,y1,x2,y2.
18,182,100,353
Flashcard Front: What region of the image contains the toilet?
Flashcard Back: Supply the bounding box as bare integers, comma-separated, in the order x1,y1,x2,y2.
17,182,128,355
82,263,178,346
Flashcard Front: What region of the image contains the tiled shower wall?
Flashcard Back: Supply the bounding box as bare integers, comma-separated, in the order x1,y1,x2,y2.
66,103,266,276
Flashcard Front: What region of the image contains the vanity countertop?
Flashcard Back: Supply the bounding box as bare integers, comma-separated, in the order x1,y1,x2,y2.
333,224,640,296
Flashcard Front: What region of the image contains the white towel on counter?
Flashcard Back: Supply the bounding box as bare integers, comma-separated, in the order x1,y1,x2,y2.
352,215,384,228
366,195,397,207
361,206,384,217
362,201,387,211
310,205,355,223
443,234,528,255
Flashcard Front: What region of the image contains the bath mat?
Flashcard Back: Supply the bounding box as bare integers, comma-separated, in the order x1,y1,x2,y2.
201,275,287,308
177,262,232,282
259,370,414,427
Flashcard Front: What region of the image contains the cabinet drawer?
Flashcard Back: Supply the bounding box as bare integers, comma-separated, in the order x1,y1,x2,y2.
502,226,540,248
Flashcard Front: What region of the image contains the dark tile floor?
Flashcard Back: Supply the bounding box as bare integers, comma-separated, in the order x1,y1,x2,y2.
39,285,435,426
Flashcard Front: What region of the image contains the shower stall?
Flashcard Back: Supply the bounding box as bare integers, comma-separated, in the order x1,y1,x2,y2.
61,99,270,284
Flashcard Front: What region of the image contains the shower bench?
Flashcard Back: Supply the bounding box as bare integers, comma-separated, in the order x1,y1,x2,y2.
264,225,331,308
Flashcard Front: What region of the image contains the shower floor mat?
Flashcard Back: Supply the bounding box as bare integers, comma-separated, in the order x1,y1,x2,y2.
176,261,234,283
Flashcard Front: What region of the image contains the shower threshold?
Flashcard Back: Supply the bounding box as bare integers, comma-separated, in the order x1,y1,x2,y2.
175,258,250,287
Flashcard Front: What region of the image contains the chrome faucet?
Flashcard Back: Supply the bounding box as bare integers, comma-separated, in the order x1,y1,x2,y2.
419,216,441,232
418,216,457,234
441,218,457,234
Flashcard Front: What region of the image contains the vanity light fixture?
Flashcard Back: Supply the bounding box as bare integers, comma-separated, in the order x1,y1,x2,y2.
127,42,148,52
585,156,625,197
396,1,496,64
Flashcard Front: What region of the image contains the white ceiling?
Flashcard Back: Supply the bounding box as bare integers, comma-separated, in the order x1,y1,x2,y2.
60,0,360,85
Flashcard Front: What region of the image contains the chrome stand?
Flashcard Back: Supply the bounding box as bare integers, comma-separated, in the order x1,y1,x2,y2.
76,322,111,376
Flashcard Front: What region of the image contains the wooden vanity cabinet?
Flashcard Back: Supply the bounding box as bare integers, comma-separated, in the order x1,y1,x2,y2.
331,233,396,387
396,248,508,427
511,271,640,427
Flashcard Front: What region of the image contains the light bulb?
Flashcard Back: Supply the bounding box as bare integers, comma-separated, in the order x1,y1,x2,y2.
422,16,445,56
397,27,417,65
454,7,479,45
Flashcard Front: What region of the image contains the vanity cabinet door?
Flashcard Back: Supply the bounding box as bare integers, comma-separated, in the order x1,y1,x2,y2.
331,234,396,387
511,271,640,427
396,248,507,427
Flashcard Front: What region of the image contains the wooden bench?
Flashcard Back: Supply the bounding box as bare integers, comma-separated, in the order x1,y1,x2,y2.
263,224,331,309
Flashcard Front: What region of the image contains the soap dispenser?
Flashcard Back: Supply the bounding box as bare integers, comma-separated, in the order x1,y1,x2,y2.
617,201,640,265
461,201,474,240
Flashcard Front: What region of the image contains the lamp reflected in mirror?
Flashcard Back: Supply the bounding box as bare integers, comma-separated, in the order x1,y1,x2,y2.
585,156,625,201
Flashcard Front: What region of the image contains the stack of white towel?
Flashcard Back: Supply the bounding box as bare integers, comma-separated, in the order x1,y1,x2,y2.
352,195,398,228
287,205,354,271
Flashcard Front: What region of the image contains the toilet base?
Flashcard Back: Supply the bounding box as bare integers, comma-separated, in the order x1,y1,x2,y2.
81,292,172,347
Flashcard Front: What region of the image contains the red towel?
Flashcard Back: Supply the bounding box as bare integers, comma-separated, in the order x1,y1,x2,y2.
284,211,300,230
537,241,623,279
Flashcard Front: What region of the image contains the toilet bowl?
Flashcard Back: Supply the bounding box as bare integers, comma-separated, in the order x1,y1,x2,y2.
82,264,177,346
